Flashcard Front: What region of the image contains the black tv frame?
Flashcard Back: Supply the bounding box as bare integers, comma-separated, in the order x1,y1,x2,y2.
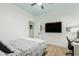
45,22,62,33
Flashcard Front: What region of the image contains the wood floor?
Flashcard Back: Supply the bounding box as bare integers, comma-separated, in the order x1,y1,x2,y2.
45,44,69,56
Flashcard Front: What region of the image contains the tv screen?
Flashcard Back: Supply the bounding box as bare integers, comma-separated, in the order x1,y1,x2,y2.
45,22,62,33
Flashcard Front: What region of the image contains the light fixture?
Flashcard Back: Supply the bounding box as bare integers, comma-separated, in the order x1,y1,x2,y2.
38,3,42,6
31,3,44,9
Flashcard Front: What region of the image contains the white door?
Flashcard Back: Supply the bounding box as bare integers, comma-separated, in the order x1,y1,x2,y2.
29,21,34,38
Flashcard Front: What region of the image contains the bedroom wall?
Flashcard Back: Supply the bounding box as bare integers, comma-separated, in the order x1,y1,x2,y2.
0,4,35,41
34,5,79,48
34,14,68,48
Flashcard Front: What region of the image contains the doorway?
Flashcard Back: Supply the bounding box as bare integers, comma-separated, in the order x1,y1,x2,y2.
29,21,34,38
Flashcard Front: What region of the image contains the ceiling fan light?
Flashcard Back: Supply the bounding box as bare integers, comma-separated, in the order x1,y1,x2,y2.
38,3,42,6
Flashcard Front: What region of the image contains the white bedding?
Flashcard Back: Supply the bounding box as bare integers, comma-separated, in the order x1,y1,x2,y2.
24,38,47,49
0,50,6,56
6,38,48,56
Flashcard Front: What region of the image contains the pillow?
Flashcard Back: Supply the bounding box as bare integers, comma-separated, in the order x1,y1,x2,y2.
1,40,15,52
0,41,14,54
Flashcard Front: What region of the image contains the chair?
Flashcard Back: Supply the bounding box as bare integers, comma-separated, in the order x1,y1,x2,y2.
66,37,74,56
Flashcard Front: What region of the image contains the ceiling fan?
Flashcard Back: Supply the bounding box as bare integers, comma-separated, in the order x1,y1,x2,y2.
31,3,44,9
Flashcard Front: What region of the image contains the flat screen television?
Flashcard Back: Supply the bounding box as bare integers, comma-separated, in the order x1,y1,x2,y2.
45,22,62,33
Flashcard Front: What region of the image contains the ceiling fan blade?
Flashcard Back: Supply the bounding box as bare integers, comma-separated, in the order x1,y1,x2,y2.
31,3,37,6
41,5,44,9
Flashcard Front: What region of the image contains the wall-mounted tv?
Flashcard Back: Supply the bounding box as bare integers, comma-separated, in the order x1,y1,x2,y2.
45,22,62,33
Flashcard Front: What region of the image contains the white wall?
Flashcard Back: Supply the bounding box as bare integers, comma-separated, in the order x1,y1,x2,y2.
34,14,68,48
0,4,35,41
34,4,79,48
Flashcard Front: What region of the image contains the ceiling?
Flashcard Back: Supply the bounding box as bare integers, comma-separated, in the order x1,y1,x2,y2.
15,3,79,16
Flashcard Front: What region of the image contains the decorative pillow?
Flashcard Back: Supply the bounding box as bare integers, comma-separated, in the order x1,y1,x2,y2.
0,42,13,54
0,40,14,54
0,40,15,52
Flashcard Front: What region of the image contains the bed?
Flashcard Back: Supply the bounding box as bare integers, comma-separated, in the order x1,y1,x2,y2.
0,38,48,56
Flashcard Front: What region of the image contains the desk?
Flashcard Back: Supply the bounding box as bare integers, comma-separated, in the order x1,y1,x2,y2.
72,41,79,56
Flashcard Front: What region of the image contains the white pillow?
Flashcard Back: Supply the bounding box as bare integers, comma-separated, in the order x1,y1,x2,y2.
24,38,45,43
